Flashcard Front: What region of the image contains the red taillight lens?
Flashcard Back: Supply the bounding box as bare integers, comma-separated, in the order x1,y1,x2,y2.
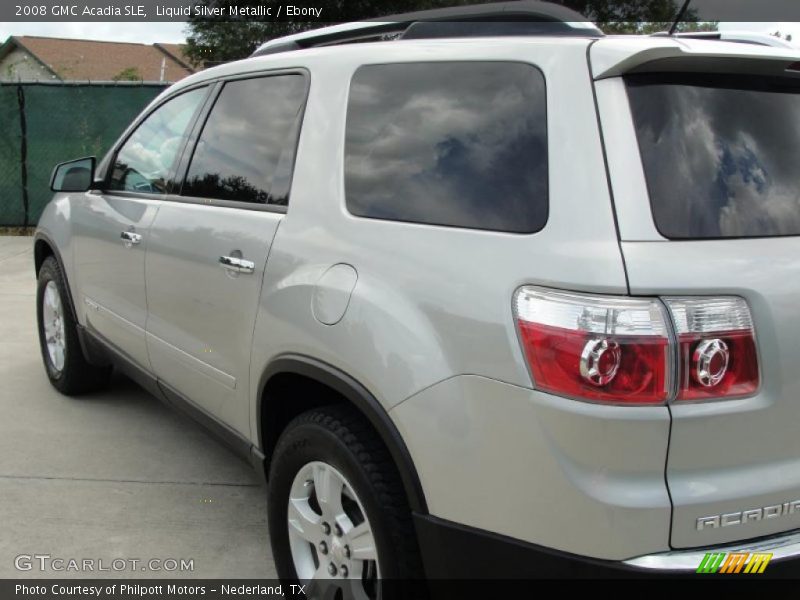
514,288,671,405
664,298,759,400
514,289,760,405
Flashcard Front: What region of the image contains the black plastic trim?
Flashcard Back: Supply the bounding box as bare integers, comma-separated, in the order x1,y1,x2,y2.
415,514,660,579
32,232,77,321
79,326,163,400
169,80,222,196
159,379,250,459
257,354,428,514
250,2,602,56
414,514,800,579
34,232,109,367
159,380,266,483
49,156,96,192
77,327,265,481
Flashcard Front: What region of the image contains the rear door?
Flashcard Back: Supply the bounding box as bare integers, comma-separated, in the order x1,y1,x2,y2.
596,59,800,548
73,87,207,368
144,72,308,436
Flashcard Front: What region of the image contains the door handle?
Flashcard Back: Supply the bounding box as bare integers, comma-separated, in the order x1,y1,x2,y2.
120,231,142,247
219,255,255,274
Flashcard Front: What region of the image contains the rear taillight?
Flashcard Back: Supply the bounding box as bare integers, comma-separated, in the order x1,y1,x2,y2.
664,297,759,401
514,288,760,405
513,287,671,405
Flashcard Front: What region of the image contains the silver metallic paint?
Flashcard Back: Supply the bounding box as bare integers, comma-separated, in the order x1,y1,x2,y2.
37,35,800,561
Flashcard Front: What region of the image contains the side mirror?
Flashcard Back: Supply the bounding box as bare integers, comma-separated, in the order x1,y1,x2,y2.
50,157,96,192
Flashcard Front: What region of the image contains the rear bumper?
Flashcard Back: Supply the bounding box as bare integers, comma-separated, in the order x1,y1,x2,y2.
414,514,800,578
626,528,800,573
391,375,673,559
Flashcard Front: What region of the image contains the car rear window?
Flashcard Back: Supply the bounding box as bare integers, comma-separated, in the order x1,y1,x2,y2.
344,62,548,233
182,74,306,206
627,73,800,239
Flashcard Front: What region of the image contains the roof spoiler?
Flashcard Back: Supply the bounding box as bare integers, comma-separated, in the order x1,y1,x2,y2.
591,38,800,80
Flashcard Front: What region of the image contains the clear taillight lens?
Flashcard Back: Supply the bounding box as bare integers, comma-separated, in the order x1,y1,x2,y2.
664,297,759,400
514,287,671,405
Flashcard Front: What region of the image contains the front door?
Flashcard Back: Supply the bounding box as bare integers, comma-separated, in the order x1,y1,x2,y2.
73,87,208,368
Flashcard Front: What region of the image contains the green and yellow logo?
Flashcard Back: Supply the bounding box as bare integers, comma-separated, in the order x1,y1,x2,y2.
696,552,773,574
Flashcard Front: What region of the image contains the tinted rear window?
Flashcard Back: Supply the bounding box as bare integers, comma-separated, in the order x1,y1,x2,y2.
183,74,306,206
627,73,800,239
345,62,548,233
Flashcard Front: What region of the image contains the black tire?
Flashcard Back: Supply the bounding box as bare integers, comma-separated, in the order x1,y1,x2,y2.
36,255,111,395
268,405,425,597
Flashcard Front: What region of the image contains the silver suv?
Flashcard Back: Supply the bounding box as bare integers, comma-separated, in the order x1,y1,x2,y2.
33,1,800,586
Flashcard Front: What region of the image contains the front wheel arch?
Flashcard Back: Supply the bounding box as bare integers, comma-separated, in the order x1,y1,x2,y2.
34,233,79,324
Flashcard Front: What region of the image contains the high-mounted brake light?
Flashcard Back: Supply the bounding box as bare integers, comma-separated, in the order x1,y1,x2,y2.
514,287,671,405
664,297,759,401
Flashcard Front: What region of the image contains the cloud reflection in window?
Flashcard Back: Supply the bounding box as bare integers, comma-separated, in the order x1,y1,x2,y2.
345,62,548,233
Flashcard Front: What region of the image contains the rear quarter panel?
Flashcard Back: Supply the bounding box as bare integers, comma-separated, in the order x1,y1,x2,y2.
249,38,628,416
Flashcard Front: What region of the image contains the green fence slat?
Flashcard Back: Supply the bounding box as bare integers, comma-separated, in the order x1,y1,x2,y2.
0,83,167,226
0,85,22,225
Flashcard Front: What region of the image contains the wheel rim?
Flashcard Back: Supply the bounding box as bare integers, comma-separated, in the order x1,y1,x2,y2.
288,461,380,599
42,280,66,373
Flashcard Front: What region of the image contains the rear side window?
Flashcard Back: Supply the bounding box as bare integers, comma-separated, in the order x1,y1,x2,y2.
627,73,800,239
345,62,548,233
183,74,306,206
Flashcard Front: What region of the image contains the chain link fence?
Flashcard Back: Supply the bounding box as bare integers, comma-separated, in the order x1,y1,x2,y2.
0,82,168,227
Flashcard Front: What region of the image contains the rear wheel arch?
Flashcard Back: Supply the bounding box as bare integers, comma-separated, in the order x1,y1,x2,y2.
257,355,428,515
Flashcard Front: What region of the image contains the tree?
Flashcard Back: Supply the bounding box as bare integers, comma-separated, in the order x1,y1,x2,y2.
560,0,716,34
184,0,717,66
184,0,471,66
184,20,309,66
599,20,717,34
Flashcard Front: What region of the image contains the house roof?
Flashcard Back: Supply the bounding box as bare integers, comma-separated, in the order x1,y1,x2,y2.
0,36,195,82
153,43,196,71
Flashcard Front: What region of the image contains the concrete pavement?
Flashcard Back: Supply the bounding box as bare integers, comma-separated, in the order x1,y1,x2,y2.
0,236,275,579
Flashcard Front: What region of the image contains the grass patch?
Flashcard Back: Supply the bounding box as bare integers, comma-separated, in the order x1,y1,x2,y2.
0,226,35,236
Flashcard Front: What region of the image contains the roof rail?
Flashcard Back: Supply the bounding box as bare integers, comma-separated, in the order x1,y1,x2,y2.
251,1,601,57
651,30,796,49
